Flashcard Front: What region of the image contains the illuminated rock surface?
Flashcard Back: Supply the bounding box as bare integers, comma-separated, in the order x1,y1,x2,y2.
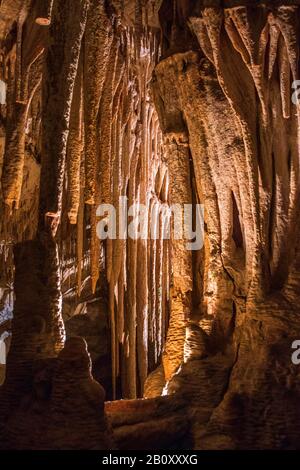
1,0,300,450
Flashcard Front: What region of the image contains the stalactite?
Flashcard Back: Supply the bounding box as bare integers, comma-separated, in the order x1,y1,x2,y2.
21,50,44,104
106,74,123,399
2,103,27,209
39,0,89,235
98,36,120,205
149,199,158,352
76,180,84,296
136,223,149,393
15,21,22,104
278,33,291,119
125,208,138,398
117,257,125,345
67,56,83,225
136,61,150,393
195,9,264,295
21,11,47,88
274,5,299,81
155,212,163,359
135,0,143,48
35,0,54,26
109,278,117,399
162,236,169,346
84,0,113,205
171,0,177,49
90,206,100,294
231,7,269,118
4,55,15,128
268,16,280,80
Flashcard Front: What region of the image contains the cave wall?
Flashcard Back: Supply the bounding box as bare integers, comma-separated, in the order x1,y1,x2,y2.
1,0,300,451
154,0,300,450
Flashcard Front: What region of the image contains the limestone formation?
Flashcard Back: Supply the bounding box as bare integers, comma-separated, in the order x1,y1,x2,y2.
1,0,300,451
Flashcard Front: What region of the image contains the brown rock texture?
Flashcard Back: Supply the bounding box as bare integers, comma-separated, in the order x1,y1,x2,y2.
1,0,300,451
152,0,300,449
0,337,115,449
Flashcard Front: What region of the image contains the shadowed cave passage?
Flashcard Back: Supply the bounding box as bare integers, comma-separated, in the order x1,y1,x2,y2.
1,0,300,451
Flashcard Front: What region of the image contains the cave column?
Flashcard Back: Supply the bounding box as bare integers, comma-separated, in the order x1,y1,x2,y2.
162,134,193,381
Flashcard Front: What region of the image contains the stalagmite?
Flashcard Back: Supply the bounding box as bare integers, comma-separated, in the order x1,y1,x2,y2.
0,234,65,417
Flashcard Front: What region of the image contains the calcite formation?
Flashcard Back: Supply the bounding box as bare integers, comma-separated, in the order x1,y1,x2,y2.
1,0,300,451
